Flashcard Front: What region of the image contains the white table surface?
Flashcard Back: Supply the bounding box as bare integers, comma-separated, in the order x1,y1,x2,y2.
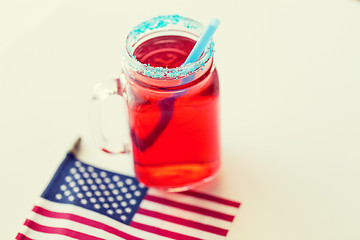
1,0,360,239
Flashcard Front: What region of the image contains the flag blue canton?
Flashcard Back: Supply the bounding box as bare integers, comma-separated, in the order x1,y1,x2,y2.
41,153,148,225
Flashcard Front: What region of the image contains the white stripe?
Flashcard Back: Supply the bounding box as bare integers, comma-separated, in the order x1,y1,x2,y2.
31,207,172,240
37,198,173,240
133,212,227,240
148,189,239,215
27,211,121,240
18,226,75,240
140,199,232,230
17,206,74,240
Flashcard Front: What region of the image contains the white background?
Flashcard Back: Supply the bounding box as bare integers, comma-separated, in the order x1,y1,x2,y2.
1,0,360,239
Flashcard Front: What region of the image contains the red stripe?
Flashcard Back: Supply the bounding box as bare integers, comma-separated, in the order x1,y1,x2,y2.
181,191,241,208
15,233,34,240
116,78,122,95
101,148,114,154
130,221,203,240
145,194,235,222
32,206,144,240
137,207,228,236
24,219,105,240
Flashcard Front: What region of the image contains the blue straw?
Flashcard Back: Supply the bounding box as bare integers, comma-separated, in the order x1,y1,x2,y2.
180,18,220,85
183,17,220,65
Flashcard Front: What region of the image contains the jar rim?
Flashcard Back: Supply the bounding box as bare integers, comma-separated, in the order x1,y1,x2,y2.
124,15,215,80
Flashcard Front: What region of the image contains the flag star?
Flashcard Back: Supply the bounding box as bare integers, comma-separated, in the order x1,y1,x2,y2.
104,178,111,184
90,198,96,203
129,185,137,191
60,185,67,191
95,178,102,184
103,203,109,209
91,185,97,191
117,181,124,187
65,176,72,182
107,197,114,202
55,194,62,200
91,172,98,178
112,189,119,195
83,172,90,178
75,161,81,167
77,193,84,198
73,187,80,193
125,207,132,213
125,179,133,185
95,191,101,196
112,176,120,182
81,185,88,191
64,190,71,196
125,193,132,199
112,203,118,208
129,199,137,205
68,195,75,201
99,197,105,202
86,179,93,185
74,174,81,180
87,166,94,172
116,209,123,214
94,204,101,209
107,209,114,215
134,191,141,197
116,195,123,201
108,183,115,189
78,179,85,185
69,181,76,188
99,184,106,190
121,187,128,193
138,183,145,188
120,215,127,221
100,171,107,178
81,199,87,205
70,168,77,174
86,192,92,197
78,167,85,173
121,201,127,207
103,190,110,196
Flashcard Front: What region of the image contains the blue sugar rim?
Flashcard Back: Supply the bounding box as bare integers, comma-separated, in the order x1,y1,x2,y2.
124,15,215,79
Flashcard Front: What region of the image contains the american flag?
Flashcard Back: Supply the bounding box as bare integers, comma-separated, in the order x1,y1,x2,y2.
16,153,240,240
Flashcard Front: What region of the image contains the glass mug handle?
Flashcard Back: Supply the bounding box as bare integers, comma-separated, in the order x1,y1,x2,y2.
89,74,131,154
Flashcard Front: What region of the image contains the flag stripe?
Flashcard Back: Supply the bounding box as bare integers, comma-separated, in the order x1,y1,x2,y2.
23,219,105,240
22,213,114,240
15,233,34,240
25,211,125,240
132,211,226,240
19,225,76,240
140,200,232,230
147,189,238,215
180,191,241,208
130,221,204,240
32,205,143,240
145,194,235,222
137,207,228,236
37,198,175,240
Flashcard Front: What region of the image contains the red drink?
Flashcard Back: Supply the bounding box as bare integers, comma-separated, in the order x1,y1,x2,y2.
126,35,220,190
